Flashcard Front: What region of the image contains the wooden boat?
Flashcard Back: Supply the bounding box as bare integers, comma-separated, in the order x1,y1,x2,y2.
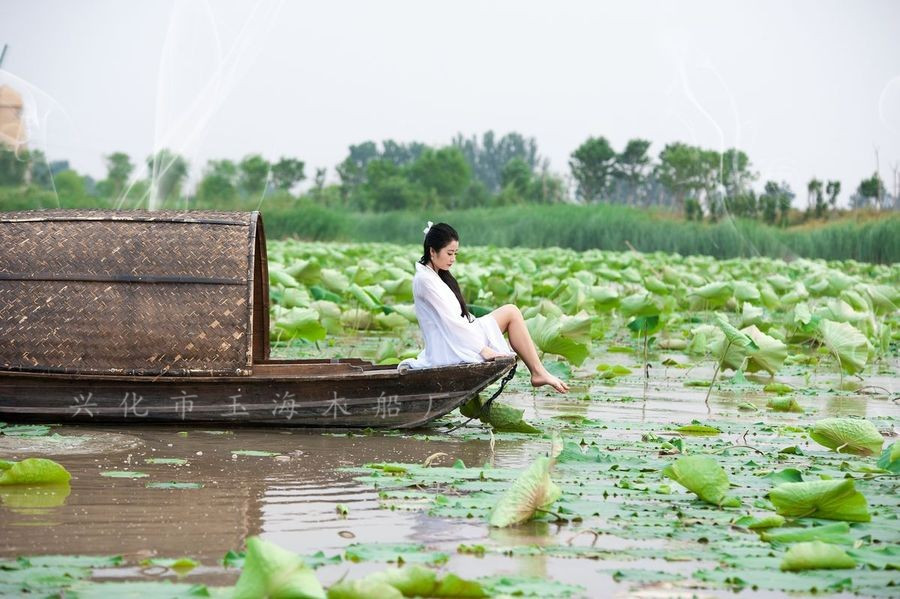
0,210,516,428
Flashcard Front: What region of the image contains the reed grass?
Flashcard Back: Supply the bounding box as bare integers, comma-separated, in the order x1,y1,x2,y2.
2,187,897,263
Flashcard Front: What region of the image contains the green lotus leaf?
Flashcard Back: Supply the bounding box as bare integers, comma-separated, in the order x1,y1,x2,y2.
643,276,672,295
767,397,803,413
675,423,721,435
861,283,898,314
365,565,437,597
713,314,757,350
793,302,813,327
269,268,300,289
309,285,344,304
460,396,541,434
769,479,870,522
824,299,868,324
809,418,883,456
489,456,562,527
348,283,381,311
764,468,803,484
739,302,765,328
761,522,852,546
876,441,900,474
273,307,327,342
735,513,786,530
589,286,620,308
320,268,350,293
232,536,325,599
626,315,660,335
525,312,591,366
818,319,869,375
845,545,900,570
374,312,409,331
619,292,661,318
661,455,740,508
763,382,793,394
780,541,856,571
690,281,733,304
432,573,486,597
310,300,343,334
767,274,793,292
279,287,311,309
284,258,321,285
742,325,788,375
326,577,403,599
687,324,723,356
340,308,374,330
733,281,761,302
0,458,71,485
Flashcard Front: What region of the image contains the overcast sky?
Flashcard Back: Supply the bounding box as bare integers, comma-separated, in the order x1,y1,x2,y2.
2,0,899,206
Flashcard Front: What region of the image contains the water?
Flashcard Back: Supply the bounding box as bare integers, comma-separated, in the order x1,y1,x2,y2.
0,351,897,597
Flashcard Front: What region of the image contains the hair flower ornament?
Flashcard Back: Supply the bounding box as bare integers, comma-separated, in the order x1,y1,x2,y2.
423,221,434,236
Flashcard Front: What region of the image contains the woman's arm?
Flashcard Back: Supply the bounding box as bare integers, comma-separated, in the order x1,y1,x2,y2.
418,276,490,358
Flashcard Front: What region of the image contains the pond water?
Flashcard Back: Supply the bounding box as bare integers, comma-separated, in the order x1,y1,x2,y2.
1,347,897,598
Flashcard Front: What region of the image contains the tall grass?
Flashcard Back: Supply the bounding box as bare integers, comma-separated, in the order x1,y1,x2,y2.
2,186,897,263
261,202,900,264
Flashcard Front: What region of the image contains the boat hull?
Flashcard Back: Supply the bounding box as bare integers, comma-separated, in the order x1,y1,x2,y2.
0,358,516,429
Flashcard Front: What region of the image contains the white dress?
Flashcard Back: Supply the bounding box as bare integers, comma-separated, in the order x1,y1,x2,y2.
398,261,514,370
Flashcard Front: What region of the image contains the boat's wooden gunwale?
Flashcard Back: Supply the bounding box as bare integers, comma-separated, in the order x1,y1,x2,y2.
0,358,513,383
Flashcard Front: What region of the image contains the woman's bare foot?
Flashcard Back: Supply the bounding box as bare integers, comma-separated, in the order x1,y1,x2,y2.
531,370,570,393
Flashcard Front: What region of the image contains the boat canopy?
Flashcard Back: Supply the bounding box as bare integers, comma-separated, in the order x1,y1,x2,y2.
0,210,270,376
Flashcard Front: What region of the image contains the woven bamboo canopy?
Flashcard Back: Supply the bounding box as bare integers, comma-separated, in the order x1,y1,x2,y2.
0,210,270,376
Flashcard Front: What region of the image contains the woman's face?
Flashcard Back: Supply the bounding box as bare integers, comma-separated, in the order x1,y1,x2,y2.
429,239,459,271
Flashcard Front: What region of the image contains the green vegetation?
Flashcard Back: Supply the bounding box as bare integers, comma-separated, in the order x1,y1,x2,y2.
1,234,897,596
3,181,897,263
2,127,898,228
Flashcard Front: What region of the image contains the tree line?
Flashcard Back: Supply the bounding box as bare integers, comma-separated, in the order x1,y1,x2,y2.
0,132,897,224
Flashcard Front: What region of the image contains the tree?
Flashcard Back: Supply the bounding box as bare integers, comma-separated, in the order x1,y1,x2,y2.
238,154,270,198
363,159,422,211
721,148,755,197
381,140,426,167
195,159,238,207
0,147,29,186
407,147,471,202
684,197,702,221
760,181,781,225
776,181,795,226
28,149,53,189
611,138,651,204
806,178,823,217
146,149,188,208
654,142,710,213
310,167,327,199
724,190,757,219
855,172,885,210
336,141,378,190
271,157,305,193
825,180,841,214
101,152,134,200
500,158,531,196
453,131,543,193
54,169,86,201
569,136,616,202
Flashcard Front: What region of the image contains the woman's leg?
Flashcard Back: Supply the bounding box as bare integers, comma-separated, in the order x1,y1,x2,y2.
490,304,569,393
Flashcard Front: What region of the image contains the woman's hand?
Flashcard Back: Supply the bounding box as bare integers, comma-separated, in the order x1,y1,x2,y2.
479,346,508,361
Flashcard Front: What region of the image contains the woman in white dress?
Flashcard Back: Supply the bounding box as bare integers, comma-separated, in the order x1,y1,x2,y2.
398,222,569,393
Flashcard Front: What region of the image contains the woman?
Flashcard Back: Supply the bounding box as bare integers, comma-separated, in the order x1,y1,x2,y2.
398,222,569,393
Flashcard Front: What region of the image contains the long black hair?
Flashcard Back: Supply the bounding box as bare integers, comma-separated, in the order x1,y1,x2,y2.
419,222,472,322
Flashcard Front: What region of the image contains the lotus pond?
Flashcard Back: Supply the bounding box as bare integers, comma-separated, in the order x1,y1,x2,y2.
1,241,898,598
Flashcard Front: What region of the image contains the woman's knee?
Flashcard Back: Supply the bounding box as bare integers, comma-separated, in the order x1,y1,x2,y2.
503,304,523,320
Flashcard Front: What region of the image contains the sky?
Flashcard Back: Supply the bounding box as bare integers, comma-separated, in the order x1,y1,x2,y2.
2,0,899,207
